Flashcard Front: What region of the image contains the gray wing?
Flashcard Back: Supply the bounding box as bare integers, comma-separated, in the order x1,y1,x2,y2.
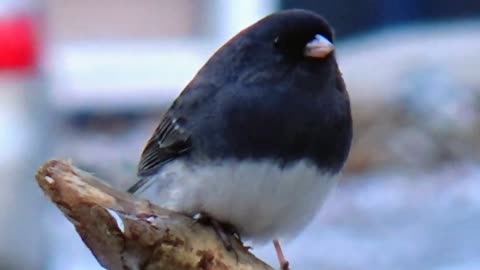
127,114,191,194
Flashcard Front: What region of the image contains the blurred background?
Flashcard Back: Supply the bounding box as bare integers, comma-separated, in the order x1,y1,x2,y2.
1,0,479,269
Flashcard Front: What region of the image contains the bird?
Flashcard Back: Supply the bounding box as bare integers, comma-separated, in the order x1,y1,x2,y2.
128,9,352,268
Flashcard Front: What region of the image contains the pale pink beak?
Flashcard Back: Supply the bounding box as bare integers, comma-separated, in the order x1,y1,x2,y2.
304,34,335,58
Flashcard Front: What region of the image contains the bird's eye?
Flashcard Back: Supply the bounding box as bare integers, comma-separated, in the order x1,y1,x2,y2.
273,36,280,48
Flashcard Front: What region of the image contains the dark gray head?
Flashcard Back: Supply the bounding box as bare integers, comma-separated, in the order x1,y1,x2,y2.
245,9,336,59
191,9,342,93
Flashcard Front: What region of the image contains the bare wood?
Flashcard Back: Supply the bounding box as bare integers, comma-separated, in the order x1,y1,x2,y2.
36,160,275,270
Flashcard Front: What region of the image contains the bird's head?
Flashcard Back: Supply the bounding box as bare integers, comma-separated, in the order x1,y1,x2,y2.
197,9,340,86
251,9,336,60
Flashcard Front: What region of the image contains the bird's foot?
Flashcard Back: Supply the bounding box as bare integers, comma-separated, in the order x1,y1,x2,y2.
192,213,241,253
273,239,290,270
231,231,252,252
241,244,253,252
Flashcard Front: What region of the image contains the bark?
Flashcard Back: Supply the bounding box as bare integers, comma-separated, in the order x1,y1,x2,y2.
35,160,275,270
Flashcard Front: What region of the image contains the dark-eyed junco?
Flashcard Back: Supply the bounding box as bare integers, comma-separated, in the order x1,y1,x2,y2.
128,9,352,268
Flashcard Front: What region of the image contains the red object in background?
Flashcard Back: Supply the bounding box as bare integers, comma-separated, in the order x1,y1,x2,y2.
0,15,38,72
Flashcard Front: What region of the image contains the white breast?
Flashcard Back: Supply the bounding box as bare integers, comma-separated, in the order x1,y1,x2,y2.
141,159,337,243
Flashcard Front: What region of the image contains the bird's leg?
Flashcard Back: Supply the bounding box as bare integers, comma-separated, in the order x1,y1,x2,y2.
273,239,290,270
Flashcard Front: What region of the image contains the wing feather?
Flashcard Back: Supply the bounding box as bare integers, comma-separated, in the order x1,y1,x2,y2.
138,115,191,176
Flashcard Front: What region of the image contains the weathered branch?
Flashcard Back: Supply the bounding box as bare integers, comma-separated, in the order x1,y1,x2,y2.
36,160,275,270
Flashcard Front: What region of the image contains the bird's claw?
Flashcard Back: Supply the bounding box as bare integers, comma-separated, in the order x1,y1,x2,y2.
191,212,241,258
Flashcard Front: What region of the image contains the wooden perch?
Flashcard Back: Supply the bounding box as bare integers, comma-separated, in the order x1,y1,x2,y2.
35,160,275,270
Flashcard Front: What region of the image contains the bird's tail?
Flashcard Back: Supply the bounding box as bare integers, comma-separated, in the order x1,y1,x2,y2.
126,176,155,194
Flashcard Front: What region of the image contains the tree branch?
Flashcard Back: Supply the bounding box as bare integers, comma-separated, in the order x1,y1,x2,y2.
36,160,275,270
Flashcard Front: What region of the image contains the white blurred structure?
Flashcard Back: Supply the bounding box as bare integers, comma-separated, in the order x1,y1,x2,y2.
46,0,278,113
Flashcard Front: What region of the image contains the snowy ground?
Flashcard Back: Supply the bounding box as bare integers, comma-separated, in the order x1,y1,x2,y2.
44,161,480,270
